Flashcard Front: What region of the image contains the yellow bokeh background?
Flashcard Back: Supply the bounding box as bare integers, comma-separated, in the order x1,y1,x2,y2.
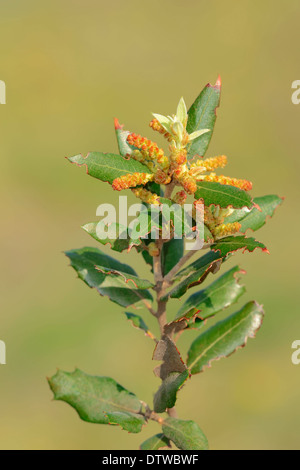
0,0,299,450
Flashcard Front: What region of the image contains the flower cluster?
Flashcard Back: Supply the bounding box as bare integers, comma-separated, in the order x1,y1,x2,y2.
203,203,241,239
111,97,253,240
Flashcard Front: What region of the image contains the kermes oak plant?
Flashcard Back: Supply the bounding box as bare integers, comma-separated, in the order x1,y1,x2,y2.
48,77,283,450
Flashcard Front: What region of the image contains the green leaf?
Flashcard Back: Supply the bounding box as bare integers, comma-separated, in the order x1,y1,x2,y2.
153,371,189,413
105,411,145,433
114,119,133,157
140,433,171,450
95,265,154,289
124,312,156,340
82,222,132,253
186,78,221,160
211,235,268,257
65,247,153,308
159,197,191,238
187,301,264,375
48,369,146,433
162,238,184,276
176,266,246,322
162,251,223,300
225,195,283,233
194,181,253,209
68,152,152,184
162,418,209,450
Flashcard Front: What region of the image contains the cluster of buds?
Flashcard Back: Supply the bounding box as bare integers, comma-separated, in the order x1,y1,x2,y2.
147,242,160,257
173,190,187,206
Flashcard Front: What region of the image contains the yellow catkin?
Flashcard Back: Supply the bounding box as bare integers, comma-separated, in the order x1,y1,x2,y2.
203,173,253,191
131,187,160,205
149,119,173,142
190,155,228,173
214,222,241,238
204,206,216,232
154,169,172,185
112,173,154,191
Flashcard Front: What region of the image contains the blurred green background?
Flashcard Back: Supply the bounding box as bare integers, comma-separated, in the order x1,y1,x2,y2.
0,0,299,450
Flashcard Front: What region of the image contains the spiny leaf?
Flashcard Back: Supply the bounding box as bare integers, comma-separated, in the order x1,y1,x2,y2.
162,418,209,450
140,433,171,450
68,152,152,185
48,369,146,433
224,195,283,233
153,371,189,413
211,235,268,257
95,265,154,289
194,181,253,209
124,312,156,340
187,77,221,161
175,266,246,322
187,301,264,375
65,247,153,308
162,251,223,300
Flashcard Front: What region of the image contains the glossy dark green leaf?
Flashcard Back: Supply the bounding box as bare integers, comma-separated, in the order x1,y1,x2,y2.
153,370,189,413
124,312,155,340
162,251,223,300
48,369,146,433
162,418,209,450
176,266,246,321
187,301,264,374
65,247,153,308
211,235,268,257
187,78,221,160
194,181,252,209
95,265,154,289
140,433,171,450
224,195,283,233
68,152,152,184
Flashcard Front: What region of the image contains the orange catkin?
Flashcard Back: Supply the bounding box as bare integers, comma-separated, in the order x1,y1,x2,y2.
149,118,173,142
112,173,153,191
203,173,252,191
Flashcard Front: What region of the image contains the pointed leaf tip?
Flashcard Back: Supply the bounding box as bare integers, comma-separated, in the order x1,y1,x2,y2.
114,118,123,130
215,75,222,88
